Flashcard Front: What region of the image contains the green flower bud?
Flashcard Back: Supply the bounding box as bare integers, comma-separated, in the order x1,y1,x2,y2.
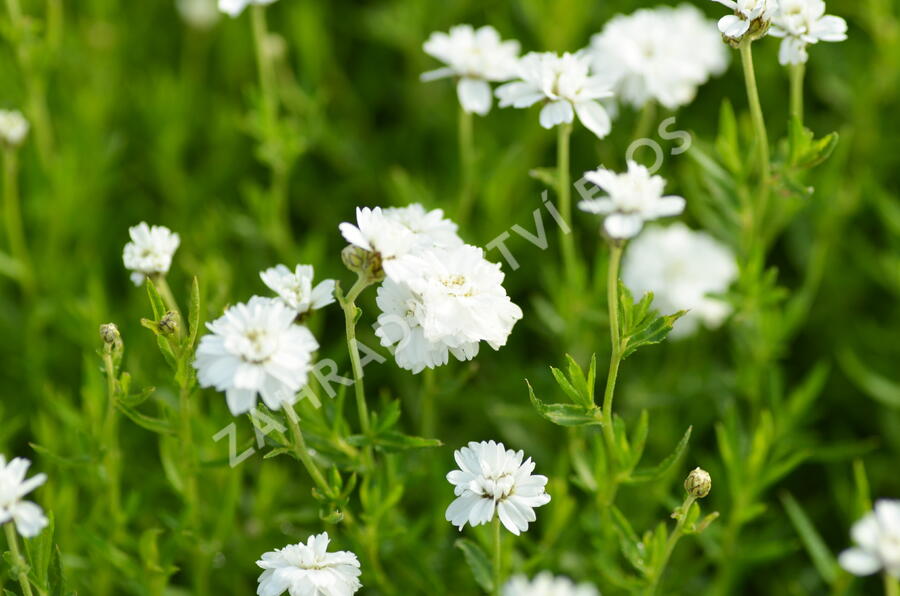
684,467,711,499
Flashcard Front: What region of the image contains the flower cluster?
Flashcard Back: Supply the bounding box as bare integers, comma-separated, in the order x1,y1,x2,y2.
261,264,336,317
0,109,28,148
445,440,551,535
770,0,847,65
0,455,48,538
421,25,521,116
496,52,614,139
341,204,522,374
122,222,181,286
257,532,362,596
839,499,900,579
503,572,599,596
712,0,780,42
589,5,728,110
578,161,686,240
622,223,738,338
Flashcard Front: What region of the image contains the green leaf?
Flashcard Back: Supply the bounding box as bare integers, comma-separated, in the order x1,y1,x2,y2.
788,116,839,169
347,431,441,452
626,426,692,483
610,506,647,574
838,350,900,409
455,538,493,593
715,99,742,174
24,511,54,588
527,381,602,427
156,335,178,371
628,410,650,470
617,282,686,359
145,279,166,320
528,167,558,189
187,276,201,350
116,402,174,435
781,492,838,584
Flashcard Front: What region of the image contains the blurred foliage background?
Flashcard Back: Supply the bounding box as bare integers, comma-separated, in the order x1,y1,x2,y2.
1,0,899,594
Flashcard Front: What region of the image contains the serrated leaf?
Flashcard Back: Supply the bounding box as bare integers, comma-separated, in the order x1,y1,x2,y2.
455,538,493,593
187,276,201,351
118,386,156,408
610,506,647,574
156,335,177,371
781,492,838,585
527,381,602,427
146,279,166,320
550,366,583,406
116,402,174,435
626,426,692,483
347,431,441,452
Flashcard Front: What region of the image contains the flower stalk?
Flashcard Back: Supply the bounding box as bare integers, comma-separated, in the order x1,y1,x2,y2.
789,62,805,123
644,494,697,595
285,410,331,495
2,147,34,294
886,574,900,596
3,522,34,596
100,344,123,535
492,515,503,596
557,122,576,282
738,38,771,229
338,275,377,462
601,243,624,448
457,106,476,224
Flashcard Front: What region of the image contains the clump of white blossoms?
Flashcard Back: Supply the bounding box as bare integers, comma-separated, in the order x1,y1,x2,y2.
578,161,686,240
622,223,738,338
503,572,599,596
421,24,520,116
838,499,900,579
122,222,181,286
218,0,276,17
712,0,779,41
257,532,362,596
770,0,847,65
375,244,522,374
194,296,319,415
446,440,550,535
0,109,29,148
495,52,614,139
0,455,48,538
260,264,335,316
590,5,728,110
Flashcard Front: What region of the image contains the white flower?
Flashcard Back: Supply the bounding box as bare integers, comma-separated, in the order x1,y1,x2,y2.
339,206,417,279
589,5,728,110
382,203,464,250
422,25,521,116
122,222,181,286
839,499,900,579
622,224,737,338
260,264,335,315
712,0,779,40
0,455,48,538
218,0,276,17
257,532,362,596
578,161,685,239
375,244,522,373
194,297,319,415
0,110,29,147
770,0,847,65
177,0,220,29
503,572,599,596
446,440,550,535
495,52,614,139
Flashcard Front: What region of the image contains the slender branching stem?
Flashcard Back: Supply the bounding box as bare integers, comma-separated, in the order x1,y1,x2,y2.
645,495,696,595
885,573,900,596
601,243,624,448
557,122,576,282
4,523,34,596
457,106,476,224
492,515,503,596
285,411,330,494
339,275,376,460
739,38,772,235
789,62,806,124
2,148,35,294
101,351,123,535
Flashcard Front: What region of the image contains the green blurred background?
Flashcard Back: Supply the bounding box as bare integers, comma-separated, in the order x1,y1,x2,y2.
1,0,899,594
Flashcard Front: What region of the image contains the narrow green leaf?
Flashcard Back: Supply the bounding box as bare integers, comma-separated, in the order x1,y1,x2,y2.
117,402,174,435
528,167,558,189
781,492,838,584
626,426,692,483
145,279,166,320
527,381,601,427
610,506,647,574
550,366,584,407
839,350,900,409
628,410,650,470
187,276,201,350
455,538,493,593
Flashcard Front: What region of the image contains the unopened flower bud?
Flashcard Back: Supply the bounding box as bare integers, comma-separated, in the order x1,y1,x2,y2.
0,109,29,148
159,311,179,336
341,245,384,283
100,323,121,345
684,467,711,499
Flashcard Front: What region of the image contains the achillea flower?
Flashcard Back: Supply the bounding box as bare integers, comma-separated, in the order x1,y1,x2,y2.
382,204,463,250
446,440,550,535
0,110,28,147
578,161,686,240
590,5,728,110
839,499,900,578
375,244,522,373
712,0,779,41
260,264,336,316
621,224,737,337
0,455,48,538
122,222,181,286
421,25,521,116
218,0,276,17
770,0,847,65
339,207,416,280
495,52,614,139
194,297,318,415
503,572,599,596
257,532,362,596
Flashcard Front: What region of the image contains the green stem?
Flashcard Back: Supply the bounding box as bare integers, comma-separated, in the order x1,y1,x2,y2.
601,243,624,448
632,99,657,141
250,5,277,132
101,351,123,535
885,574,900,596
340,276,375,456
2,148,34,294
285,411,331,494
4,523,34,596
739,39,771,236
492,515,503,596
789,62,805,124
457,106,476,224
645,496,696,595
557,122,576,282
420,368,437,437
